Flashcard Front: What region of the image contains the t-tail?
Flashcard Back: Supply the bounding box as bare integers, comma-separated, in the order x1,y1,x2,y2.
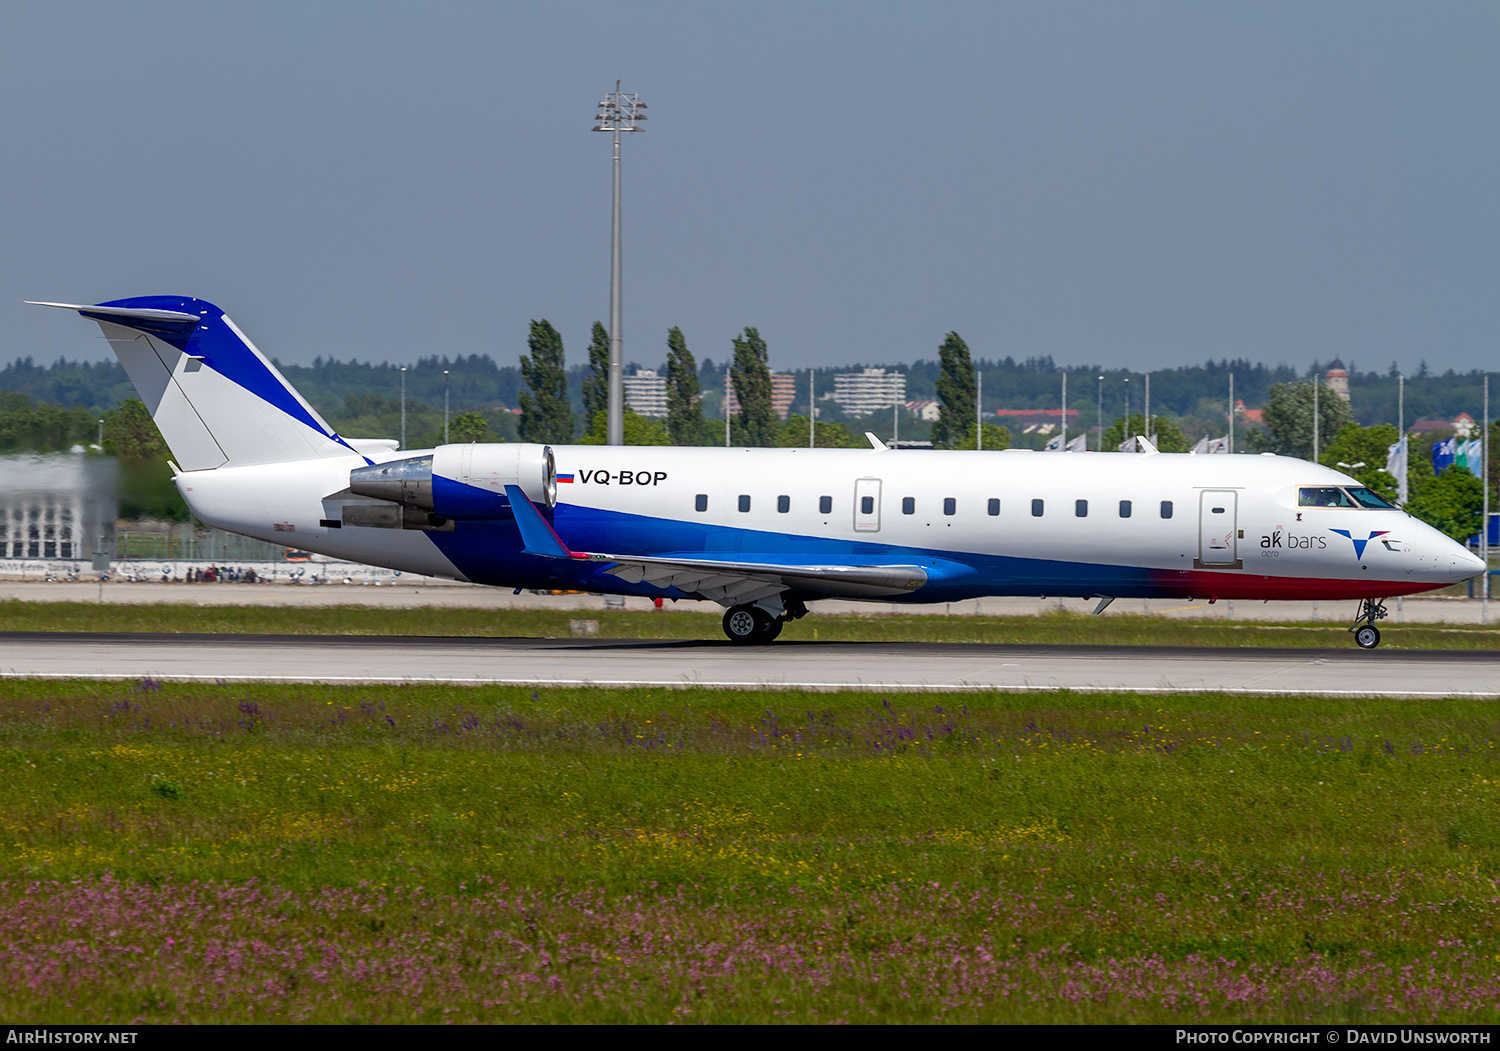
28,296,365,470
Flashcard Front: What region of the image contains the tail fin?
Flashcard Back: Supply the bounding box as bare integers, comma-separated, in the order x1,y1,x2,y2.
30,296,361,471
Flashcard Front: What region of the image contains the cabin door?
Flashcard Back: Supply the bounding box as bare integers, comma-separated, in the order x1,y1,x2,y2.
1197,489,1240,567
853,478,882,533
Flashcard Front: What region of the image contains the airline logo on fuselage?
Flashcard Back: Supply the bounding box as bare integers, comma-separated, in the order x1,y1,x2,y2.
1260,530,1327,550
1330,529,1390,559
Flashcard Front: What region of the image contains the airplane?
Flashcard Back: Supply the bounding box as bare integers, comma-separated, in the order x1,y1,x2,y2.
31,296,1486,649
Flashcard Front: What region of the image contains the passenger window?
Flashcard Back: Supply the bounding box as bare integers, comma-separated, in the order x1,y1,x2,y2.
819,496,833,514
777,495,790,513
1160,500,1173,519
902,497,915,515
1031,499,1044,517
861,496,875,515
695,494,708,512
738,495,751,513
987,499,1000,516
1119,499,1132,518
943,498,956,516
1075,499,1088,518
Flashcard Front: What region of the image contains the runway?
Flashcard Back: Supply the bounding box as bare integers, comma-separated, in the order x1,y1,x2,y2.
1,632,1497,696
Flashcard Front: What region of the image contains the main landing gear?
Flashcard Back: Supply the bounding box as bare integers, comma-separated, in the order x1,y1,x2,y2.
721,598,808,645
1350,598,1388,650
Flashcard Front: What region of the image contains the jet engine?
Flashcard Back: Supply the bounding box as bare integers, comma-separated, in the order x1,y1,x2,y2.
344,443,556,529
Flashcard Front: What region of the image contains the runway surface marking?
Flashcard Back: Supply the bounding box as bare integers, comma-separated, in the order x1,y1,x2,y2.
3,633,1496,696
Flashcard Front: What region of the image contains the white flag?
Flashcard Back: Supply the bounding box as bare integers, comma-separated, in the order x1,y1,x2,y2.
1043,433,1064,451
1065,435,1088,452
1117,437,1137,452
1190,435,1209,455
1385,438,1408,504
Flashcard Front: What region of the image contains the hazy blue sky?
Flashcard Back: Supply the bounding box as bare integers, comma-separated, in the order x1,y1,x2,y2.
3,2,1496,376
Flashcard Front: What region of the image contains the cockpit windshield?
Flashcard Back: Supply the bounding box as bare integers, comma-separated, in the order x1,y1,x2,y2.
1345,486,1396,509
1298,487,1355,508
1298,486,1397,510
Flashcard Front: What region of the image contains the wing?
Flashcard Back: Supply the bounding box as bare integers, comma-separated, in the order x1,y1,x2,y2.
504,485,926,605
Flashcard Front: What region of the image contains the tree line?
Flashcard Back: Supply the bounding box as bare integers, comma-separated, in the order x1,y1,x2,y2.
7,345,1491,434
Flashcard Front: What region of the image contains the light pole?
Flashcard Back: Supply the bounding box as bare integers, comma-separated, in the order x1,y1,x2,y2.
1097,376,1104,451
593,82,646,446
443,370,450,444
400,366,407,450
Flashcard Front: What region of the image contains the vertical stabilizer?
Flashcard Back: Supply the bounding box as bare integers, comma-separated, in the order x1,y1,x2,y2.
31,297,361,470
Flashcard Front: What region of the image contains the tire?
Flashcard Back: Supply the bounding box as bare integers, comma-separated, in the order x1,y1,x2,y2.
1354,625,1380,650
723,604,782,645
723,605,768,645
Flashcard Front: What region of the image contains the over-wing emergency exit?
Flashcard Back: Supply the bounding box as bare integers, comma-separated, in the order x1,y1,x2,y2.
32,296,1485,648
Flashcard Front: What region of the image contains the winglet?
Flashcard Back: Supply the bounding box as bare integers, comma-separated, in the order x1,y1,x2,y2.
865,432,888,451
505,484,583,559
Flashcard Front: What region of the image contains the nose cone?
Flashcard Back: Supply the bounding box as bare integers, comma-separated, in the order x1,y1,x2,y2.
1455,545,1487,582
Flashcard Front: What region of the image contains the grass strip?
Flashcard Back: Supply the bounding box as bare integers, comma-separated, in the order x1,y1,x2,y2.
2,679,1499,1022
0,598,1497,648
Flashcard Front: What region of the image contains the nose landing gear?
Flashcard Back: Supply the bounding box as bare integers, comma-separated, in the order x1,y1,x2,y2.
1350,598,1388,649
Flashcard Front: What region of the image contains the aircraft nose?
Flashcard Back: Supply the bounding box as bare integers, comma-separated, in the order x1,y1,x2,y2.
1457,545,1486,581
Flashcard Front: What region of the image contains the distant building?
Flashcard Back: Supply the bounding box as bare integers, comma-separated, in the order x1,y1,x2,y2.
771,373,797,420
725,372,798,420
0,453,117,561
833,368,906,417
1324,360,1350,402
993,409,1079,435
622,369,668,417
1412,413,1477,437
906,399,941,422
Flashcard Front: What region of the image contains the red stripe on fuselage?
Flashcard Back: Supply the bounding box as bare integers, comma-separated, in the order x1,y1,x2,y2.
1146,569,1444,602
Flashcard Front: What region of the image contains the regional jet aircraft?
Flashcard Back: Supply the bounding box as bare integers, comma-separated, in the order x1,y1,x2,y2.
32,297,1485,647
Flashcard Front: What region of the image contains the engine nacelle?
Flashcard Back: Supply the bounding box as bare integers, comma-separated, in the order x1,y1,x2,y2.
347,443,556,523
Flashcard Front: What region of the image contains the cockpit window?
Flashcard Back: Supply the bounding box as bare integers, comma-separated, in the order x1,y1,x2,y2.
1298,487,1356,508
1345,487,1396,509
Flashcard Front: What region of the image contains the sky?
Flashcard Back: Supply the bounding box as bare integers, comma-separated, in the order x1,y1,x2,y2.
1,1,1497,378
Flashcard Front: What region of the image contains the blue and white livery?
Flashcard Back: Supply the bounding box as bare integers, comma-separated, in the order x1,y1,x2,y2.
34,296,1485,648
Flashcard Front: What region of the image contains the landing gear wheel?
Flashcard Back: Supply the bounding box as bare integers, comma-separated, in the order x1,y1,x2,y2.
1349,598,1389,650
723,604,778,645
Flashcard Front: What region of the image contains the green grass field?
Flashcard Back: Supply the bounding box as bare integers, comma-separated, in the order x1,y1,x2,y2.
4,677,1500,1022
1,597,1498,649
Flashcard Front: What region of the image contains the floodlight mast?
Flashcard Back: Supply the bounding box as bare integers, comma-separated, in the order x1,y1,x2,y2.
592,82,646,446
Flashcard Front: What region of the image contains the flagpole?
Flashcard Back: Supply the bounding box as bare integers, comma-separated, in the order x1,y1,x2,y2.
1399,374,1407,505
1060,372,1067,449
1312,365,1319,463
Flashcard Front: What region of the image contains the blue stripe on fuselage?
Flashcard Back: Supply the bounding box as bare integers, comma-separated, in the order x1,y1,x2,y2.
421,502,1159,601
